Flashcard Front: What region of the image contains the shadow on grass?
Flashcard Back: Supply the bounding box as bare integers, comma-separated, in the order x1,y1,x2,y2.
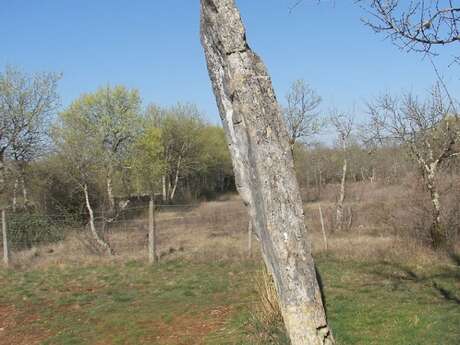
449,252,460,267
370,261,460,305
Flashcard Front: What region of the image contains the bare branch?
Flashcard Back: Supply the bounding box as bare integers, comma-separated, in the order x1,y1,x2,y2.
358,0,460,61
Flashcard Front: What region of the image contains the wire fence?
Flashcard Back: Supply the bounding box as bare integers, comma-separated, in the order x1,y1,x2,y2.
1,201,253,266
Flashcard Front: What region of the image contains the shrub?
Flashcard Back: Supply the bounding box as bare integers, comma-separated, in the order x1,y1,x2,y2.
248,267,290,344
7,211,67,250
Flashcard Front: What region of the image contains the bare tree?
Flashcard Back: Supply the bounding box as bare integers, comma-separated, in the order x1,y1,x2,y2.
284,79,322,154
364,84,459,248
330,111,354,231
359,0,460,61
200,1,334,344
0,66,60,206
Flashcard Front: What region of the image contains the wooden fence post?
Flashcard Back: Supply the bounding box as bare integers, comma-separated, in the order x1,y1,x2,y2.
148,198,157,264
2,209,9,267
319,204,328,252
247,220,252,258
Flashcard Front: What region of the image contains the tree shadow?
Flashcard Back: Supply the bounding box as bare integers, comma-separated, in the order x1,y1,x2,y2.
432,281,460,304
315,264,328,314
369,261,460,305
449,252,460,267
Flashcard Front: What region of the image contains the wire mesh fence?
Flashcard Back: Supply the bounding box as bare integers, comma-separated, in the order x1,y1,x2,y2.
1,200,252,267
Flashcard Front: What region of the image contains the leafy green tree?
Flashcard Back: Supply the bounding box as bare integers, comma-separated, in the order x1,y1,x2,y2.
52,85,145,254
151,103,206,201
196,125,233,196
58,85,141,211
130,126,165,198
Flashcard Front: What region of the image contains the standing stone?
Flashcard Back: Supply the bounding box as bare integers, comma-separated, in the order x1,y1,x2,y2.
200,1,334,344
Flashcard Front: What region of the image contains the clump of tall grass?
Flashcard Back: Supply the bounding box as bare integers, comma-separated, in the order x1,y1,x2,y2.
248,267,290,344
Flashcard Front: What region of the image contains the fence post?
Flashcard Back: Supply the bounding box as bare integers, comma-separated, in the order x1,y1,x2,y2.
318,204,328,252
148,198,157,264
2,209,9,267
247,220,252,258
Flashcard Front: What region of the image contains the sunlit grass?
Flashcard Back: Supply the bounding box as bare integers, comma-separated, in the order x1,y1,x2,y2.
0,254,458,344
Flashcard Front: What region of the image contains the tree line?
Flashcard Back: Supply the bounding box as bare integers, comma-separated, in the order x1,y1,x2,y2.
1,65,459,251
0,66,233,240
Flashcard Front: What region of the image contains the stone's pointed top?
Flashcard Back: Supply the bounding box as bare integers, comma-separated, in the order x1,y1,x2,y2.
200,0,248,55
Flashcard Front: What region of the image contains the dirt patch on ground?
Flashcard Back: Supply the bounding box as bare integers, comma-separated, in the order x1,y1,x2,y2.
140,305,234,345
0,304,51,345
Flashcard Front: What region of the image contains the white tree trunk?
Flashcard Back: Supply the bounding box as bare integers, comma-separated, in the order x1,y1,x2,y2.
2,209,9,267
21,175,28,207
200,1,334,344
83,184,113,255
426,169,445,248
336,158,347,231
170,156,182,201
162,175,167,202
370,167,375,184
106,173,115,212
0,149,5,200
319,205,328,252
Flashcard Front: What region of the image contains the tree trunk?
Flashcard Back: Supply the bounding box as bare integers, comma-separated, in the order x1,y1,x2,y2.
290,141,296,161
426,175,445,248
167,177,172,201
200,1,334,344
83,184,113,256
319,205,328,252
12,178,18,212
247,220,252,258
336,158,347,231
370,167,375,184
318,167,323,198
106,172,115,212
2,209,9,267
148,196,157,264
162,175,167,202
21,175,28,207
0,149,5,200
170,156,182,201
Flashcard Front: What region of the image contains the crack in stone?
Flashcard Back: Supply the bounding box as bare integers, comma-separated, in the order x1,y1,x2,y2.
317,325,334,345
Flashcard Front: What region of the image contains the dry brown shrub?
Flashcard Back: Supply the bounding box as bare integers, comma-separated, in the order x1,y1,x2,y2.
254,267,283,326
248,267,289,344
8,185,459,271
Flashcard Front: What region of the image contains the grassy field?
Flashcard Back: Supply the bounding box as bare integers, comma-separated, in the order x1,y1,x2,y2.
1,253,459,345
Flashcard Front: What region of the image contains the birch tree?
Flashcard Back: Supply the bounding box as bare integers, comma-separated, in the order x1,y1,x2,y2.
154,104,205,202
53,99,114,255
365,85,459,248
58,86,141,211
330,111,354,231
200,1,334,344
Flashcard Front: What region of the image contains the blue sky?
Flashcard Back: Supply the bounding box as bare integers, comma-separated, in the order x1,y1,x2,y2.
1,0,458,125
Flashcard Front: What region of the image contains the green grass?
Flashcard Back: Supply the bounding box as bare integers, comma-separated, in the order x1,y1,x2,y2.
0,255,458,345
